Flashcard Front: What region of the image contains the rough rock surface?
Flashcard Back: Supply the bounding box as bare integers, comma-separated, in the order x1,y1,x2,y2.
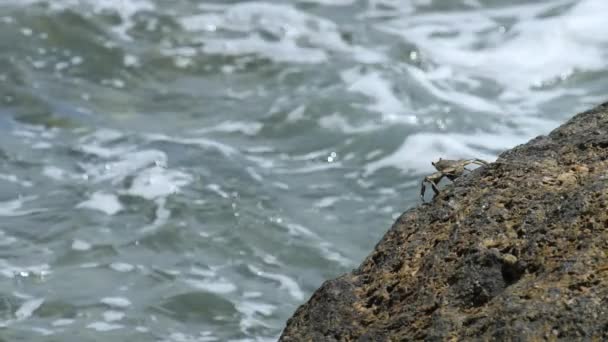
280,102,608,341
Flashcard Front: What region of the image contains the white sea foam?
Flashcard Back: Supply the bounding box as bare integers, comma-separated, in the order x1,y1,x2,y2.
80,128,123,144
11,125,57,149
284,222,317,238
206,184,229,199
100,297,131,308
202,34,328,64
0,196,46,217
236,300,276,332
80,150,167,183
138,197,171,234
110,262,134,272
0,173,33,187
242,291,262,299
32,0,156,40
318,241,351,267
75,131,196,237
183,278,237,294
405,65,503,114
71,239,92,251
341,68,413,122
76,132,166,184
189,267,216,278
51,319,74,327
31,141,52,149
195,121,263,136
144,133,238,157
76,191,123,215
303,0,355,5
248,265,304,301
275,162,343,175
42,166,69,181
87,321,124,331
30,327,54,336
236,300,276,317
314,196,341,209
285,105,306,123
245,166,263,182
126,166,192,200
103,310,125,322
15,298,44,320
0,261,51,279
79,143,132,159
375,0,607,113
0,230,16,246
318,112,386,134
276,218,351,266
180,2,385,64
162,332,219,342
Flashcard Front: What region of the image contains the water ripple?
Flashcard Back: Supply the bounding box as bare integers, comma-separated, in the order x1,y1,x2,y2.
1,0,608,340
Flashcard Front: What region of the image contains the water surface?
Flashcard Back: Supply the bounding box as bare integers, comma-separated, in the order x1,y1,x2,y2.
1,0,608,340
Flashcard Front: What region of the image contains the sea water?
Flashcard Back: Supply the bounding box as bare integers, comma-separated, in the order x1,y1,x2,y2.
0,0,607,340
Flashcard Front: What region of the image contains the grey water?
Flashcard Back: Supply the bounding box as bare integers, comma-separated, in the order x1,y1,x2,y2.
0,0,607,340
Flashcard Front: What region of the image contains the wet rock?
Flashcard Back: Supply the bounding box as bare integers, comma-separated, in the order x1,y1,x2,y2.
280,102,608,341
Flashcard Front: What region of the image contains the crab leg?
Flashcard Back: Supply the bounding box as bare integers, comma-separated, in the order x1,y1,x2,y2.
420,174,443,202
462,159,488,172
466,159,488,166
429,179,441,197
420,180,428,201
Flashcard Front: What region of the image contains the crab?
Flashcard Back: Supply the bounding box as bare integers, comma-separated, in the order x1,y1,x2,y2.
420,158,488,202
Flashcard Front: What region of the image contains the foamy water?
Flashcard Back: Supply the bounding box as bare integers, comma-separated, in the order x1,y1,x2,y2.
1,0,607,340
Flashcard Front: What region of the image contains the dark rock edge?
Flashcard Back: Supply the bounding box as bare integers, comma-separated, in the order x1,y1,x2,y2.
280,101,608,341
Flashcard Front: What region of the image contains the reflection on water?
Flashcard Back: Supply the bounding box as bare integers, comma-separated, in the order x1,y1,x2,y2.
1,0,607,339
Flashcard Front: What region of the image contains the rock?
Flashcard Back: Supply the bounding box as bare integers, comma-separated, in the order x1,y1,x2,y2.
280,102,608,341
